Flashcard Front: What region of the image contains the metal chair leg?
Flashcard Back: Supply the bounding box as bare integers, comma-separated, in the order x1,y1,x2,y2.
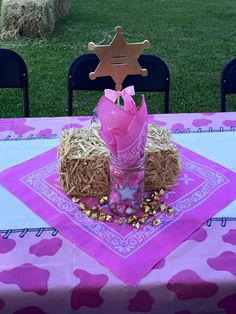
221,93,226,112
68,90,73,116
23,87,30,117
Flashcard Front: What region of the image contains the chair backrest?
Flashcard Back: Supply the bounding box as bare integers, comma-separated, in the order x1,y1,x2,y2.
0,48,29,117
221,57,236,112
68,53,170,116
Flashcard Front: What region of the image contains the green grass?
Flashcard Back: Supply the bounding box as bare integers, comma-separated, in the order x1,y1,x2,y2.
0,0,236,117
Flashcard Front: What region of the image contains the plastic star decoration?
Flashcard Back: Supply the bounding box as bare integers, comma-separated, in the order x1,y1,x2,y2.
117,183,138,201
88,26,150,91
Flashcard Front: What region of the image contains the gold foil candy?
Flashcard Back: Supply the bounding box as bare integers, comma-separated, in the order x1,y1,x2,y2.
72,197,80,203
151,192,159,201
84,210,92,217
128,215,137,224
118,218,125,225
92,206,98,211
152,218,161,226
144,205,151,213
90,212,99,219
160,203,166,212
150,201,158,209
139,217,148,224
106,215,114,222
99,196,108,205
98,213,106,221
150,193,155,199
168,207,175,214
145,198,152,203
132,221,140,229
79,203,86,210
148,209,155,216
159,189,165,196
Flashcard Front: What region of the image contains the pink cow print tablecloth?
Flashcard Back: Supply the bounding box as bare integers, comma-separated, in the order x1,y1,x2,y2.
0,112,236,314
0,112,236,141
1,220,236,314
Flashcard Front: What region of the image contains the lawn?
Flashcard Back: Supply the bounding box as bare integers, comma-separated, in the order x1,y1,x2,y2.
0,0,236,118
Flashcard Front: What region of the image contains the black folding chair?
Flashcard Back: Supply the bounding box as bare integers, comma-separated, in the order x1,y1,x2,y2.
0,48,29,117
67,53,170,116
221,57,236,112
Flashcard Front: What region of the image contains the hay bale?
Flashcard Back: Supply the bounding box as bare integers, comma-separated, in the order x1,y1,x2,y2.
54,0,70,19
1,0,70,39
58,124,181,198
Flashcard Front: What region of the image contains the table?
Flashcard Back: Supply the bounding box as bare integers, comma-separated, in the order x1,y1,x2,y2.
0,112,236,314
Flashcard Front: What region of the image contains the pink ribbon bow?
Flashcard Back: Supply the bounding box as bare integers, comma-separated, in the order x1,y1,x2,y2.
104,86,135,103
104,86,136,115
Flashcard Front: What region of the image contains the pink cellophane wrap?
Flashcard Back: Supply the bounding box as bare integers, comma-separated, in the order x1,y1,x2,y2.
97,86,148,162
96,87,148,216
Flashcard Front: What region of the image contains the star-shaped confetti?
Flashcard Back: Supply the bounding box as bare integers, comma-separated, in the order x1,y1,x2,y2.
88,26,150,91
117,183,138,201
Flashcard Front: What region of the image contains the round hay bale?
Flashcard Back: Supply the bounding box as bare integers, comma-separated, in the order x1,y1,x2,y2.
58,124,181,198
1,0,70,39
1,0,55,39
54,0,70,19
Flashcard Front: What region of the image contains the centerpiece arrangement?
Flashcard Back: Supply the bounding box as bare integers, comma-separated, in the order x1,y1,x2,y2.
59,26,181,228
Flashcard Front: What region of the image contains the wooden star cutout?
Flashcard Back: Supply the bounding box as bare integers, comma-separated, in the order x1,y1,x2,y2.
88,26,150,91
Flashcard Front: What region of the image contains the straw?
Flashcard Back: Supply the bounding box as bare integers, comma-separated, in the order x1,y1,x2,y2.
58,124,181,198
1,0,70,39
